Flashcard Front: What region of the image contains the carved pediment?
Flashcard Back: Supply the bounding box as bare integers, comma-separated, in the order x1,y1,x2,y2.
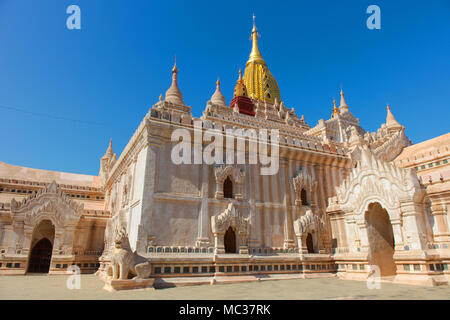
211,203,250,236
10,181,83,227
333,145,423,215
294,209,322,236
214,165,245,184
292,169,317,206
293,170,316,193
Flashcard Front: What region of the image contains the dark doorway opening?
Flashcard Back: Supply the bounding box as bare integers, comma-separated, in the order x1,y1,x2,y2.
224,226,237,253
223,176,233,198
366,202,396,276
301,189,308,205
306,233,314,253
27,238,53,273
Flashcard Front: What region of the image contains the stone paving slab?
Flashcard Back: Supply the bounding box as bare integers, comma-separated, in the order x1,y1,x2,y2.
0,274,449,300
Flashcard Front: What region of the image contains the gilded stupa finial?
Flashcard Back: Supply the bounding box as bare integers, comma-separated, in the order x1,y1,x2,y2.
332,98,339,117
172,55,178,73
242,14,281,103
234,68,248,97
248,14,264,64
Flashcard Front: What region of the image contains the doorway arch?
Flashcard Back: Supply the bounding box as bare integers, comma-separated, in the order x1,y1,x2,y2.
306,233,315,253
27,238,53,273
27,219,55,274
365,202,396,276
224,226,237,253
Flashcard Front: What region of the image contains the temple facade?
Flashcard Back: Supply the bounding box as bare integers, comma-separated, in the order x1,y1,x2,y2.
1,19,449,287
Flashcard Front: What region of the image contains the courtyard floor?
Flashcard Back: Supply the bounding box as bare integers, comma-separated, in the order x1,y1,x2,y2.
0,275,449,300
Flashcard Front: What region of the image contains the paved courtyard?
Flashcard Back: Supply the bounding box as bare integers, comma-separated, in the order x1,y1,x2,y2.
0,275,450,299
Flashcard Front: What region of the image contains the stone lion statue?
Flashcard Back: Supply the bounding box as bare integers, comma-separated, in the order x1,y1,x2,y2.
109,226,151,280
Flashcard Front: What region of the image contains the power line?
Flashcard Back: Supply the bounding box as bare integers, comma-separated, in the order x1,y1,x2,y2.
0,103,110,127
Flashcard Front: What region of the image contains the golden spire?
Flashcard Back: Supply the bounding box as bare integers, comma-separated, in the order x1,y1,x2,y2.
172,54,178,73
243,15,281,103
331,98,339,118
234,68,248,97
248,14,264,64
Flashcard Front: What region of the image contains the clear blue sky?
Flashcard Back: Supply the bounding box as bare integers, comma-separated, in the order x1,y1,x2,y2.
0,0,449,175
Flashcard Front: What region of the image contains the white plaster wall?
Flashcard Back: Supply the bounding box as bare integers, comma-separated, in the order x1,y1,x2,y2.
152,201,201,246
128,146,148,250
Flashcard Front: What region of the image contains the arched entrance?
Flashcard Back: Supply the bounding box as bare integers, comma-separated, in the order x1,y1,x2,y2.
27,219,55,274
306,233,315,253
224,226,237,253
27,238,53,273
365,202,396,276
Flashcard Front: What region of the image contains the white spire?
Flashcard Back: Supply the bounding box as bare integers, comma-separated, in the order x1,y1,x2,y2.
101,139,113,160
339,88,349,113
165,56,184,104
386,104,402,129
211,77,226,107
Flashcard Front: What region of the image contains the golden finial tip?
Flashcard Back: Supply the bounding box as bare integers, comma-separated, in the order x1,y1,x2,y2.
172,54,178,73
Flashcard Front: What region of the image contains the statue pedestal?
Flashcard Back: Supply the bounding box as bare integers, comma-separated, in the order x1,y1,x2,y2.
102,278,155,291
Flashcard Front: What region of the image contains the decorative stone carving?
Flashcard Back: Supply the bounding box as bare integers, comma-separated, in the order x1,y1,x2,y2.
294,209,322,236
109,226,151,280
122,172,132,208
211,203,250,254
292,169,317,206
293,208,323,253
348,125,366,147
214,165,245,200
10,181,83,228
372,130,411,162
335,145,423,216
329,145,426,251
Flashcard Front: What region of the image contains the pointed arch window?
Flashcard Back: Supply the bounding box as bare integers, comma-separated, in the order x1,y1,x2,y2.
223,176,233,199
301,189,308,205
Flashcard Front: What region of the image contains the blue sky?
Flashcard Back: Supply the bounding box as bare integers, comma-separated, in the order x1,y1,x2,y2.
0,0,449,175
